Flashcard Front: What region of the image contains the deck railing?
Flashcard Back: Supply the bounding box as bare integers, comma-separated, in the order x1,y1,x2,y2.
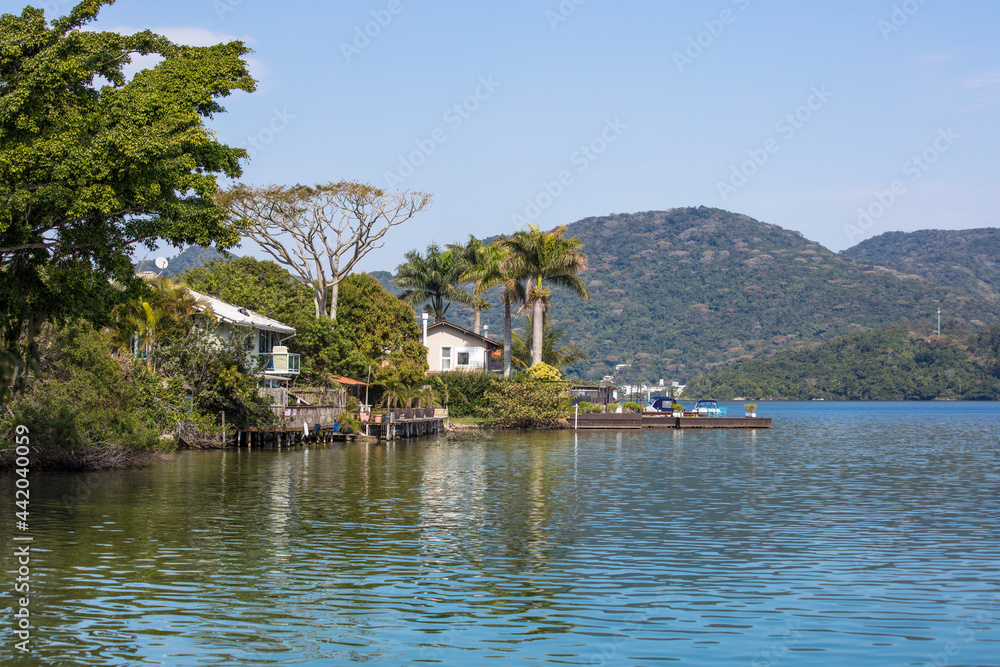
259,352,301,374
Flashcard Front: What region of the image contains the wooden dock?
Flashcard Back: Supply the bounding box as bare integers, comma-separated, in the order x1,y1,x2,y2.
236,424,349,448
235,417,446,447
575,413,771,430
360,417,446,441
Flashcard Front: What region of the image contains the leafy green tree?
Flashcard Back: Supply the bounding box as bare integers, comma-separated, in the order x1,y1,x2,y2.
337,273,425,367
395,243,473,322
2,322,174,455
111,299,169,365
500,224,589,367
181,256,312,323
155,326,274,429
0,2,255,378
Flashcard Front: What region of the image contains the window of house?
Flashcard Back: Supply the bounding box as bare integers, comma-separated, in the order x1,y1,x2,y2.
441,346,452,371
259,330,272,354
456,350,471,367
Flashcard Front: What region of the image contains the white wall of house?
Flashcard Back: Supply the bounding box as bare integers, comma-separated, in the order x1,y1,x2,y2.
426,328,492,372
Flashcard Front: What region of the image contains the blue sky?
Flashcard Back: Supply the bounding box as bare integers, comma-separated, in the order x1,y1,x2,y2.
71,0,1000,270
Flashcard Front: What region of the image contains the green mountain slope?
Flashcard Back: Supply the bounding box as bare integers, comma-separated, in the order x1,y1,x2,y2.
841,228,1000,300
447,208,1000,381
136,246,225,277
683,325,1000,401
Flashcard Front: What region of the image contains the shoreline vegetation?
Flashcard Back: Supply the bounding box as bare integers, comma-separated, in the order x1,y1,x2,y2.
4,4,1000,474
0,444,165,473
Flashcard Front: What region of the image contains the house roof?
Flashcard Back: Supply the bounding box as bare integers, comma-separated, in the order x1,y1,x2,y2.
426,320,501,348
188,289,296,335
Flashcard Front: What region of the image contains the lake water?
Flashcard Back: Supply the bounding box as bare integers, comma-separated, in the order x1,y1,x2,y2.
3,402,1000,666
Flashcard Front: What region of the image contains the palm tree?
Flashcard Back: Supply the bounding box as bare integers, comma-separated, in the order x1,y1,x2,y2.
449,235,492,335
373,375,403,408
462,242,526,377
500,224,589,367
394,243,473,323
147,276,215,338
396,384,421,409
511,317,588,371
112,300,168,365
112,277,215,366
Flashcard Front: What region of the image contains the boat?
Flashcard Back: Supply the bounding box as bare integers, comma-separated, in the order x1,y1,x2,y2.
647,396,681,413
693,399,726,417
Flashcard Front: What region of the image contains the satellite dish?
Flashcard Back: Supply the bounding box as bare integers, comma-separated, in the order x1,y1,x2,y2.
154,257,168,270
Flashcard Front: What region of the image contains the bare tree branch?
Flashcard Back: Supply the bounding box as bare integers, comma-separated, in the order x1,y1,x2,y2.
218,182,431,319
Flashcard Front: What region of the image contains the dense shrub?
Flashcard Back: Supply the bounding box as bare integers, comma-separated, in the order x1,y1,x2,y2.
479,376,571,428
431,371,499,418
155,326,275,429
0,321,274,465
1,323,165,452
621,401,642,413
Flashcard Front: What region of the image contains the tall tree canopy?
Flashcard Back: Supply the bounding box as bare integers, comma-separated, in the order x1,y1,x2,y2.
219,181,432,320
394,243,473,323
500,224,589,367
0,1,255,382
460,241,525,377
448,235,492,335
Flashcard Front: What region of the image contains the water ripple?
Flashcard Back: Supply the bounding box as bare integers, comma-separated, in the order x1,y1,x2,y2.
2,402,999,665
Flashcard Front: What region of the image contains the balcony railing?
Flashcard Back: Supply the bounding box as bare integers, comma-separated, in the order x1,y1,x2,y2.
259,352,301,375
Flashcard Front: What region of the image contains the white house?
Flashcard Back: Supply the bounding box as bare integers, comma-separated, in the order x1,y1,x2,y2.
423,320,501,373
187,289,300,384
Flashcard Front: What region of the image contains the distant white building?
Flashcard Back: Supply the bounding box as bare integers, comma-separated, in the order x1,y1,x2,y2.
423,320,501,373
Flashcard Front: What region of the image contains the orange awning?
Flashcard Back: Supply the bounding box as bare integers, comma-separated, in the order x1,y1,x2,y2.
332,375,367,386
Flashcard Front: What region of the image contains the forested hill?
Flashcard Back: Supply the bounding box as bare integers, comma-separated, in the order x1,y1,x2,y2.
135,245,225,276
841,228,1000,300
448,207,1000,382
683,325,1000,401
